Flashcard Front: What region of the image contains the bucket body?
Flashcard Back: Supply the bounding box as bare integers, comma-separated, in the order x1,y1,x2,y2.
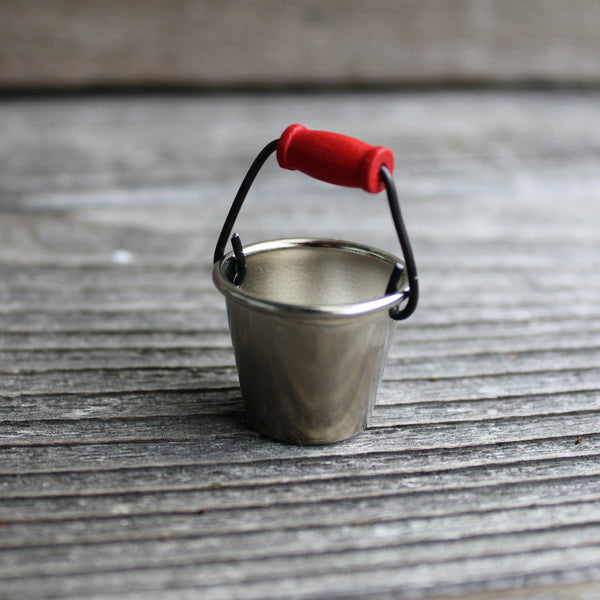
213,238,405,444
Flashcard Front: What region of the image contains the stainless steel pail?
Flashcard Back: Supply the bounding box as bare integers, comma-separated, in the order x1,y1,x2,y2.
213,238,407,444
212,125,419,444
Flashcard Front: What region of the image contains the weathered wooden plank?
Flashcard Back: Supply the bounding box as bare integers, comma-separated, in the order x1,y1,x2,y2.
3,517,600,588
1,413,598,475
2,399,600,448
4,458,600,525
0,310,229,334
0,365,236,396
2,262,599,292
4,520,600,600
1,0,599,89
2,538,600,600
0,303,598,342
1,432,598,499
434,582,600,600
2,315,599,349
1,462,597,584
0,331,231,351
0,265,211,288
0,389,242,422
379,370,600,405
0,347,235,371
2,489,600,557
5,577,600,600
1,345,599,380
2,451,600,523
1,389,599,434
1,362,598,404
2,284,599,313
1,329,599,372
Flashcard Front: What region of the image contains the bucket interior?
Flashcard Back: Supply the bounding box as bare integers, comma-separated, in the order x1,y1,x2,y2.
220,240,400,308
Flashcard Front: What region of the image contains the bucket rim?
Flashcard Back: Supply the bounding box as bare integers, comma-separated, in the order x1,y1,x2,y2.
212,237,407,317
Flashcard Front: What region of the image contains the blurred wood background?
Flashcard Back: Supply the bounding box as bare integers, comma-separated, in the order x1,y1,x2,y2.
1,0,599,90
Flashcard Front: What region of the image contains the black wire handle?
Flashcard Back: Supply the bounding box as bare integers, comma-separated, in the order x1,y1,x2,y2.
380,164,419,320
213,139,418,321
213,139,279,265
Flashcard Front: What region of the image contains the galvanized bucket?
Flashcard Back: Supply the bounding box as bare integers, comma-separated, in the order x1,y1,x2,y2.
213,125,418,445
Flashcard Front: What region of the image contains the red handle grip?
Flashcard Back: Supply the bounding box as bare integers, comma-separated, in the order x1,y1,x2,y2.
276,124,394,194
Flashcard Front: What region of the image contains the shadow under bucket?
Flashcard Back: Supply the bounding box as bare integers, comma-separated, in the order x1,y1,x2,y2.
213,125,419,445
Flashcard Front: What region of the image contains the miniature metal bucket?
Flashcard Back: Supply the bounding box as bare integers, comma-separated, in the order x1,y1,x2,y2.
213,238,408,445
212,128,418,445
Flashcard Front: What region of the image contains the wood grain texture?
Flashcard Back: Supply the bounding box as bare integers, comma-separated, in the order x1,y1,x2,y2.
1,90,600,599
0,0,600,89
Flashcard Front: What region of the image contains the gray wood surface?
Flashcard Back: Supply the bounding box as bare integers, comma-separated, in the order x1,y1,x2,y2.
1,90,600,599
1,0,600,89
